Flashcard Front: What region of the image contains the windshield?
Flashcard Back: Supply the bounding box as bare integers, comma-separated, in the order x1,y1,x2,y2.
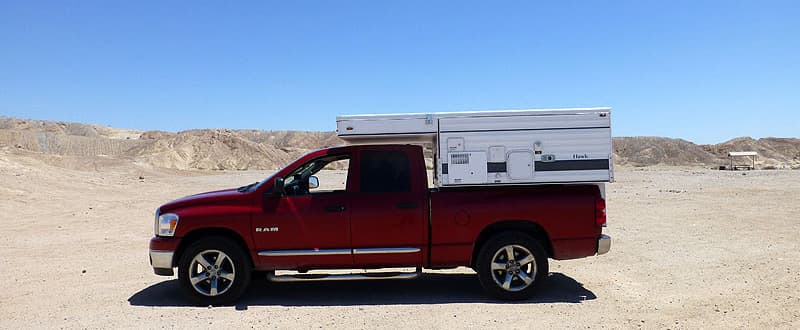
283,156,336,186
242,172,276,193
245,151,313,192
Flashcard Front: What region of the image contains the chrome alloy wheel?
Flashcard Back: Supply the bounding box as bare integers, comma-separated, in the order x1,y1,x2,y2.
490,244,538,292
188,249,236,297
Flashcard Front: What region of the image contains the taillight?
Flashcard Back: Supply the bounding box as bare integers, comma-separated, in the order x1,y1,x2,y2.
595,198,607,227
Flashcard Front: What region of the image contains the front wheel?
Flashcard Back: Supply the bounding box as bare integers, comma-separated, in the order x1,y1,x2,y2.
475,232,549,300
178,237,252,305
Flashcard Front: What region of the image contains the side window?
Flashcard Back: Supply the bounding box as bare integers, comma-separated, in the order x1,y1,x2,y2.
283,155,350,196
360,150,411,193
315,159,349,192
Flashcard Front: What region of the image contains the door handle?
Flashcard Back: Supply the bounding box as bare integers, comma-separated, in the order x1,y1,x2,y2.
324,205,346,212
396,202,419,210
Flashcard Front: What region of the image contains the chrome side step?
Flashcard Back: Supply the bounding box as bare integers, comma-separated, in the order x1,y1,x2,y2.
267,268,421,283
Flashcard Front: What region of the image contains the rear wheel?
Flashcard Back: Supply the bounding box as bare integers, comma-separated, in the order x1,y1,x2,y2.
178,237,252,305
476,232,548,300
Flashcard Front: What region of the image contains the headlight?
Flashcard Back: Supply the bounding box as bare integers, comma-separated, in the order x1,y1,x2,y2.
156,212,180,237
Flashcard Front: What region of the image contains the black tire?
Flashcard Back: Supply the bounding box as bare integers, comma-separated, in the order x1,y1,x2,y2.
475,232,549,300
178,236,252,305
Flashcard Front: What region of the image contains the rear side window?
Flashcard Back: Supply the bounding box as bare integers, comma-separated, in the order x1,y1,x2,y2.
360,150,411,193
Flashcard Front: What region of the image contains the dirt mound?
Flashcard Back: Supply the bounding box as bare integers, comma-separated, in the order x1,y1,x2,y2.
0,117,344,171
707,137,800,168
614,136,800,169
236,130,341,151
0,116,140,139
132,129,344,170
613,137,720,166
0,128,146,158
2,116,798,170
131,129,301,170
139,130,176,140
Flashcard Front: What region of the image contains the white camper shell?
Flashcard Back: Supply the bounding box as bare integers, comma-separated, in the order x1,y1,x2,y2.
337,108,614,187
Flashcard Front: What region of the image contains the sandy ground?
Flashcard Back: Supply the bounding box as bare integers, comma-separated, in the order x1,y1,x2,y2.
1,150,799,329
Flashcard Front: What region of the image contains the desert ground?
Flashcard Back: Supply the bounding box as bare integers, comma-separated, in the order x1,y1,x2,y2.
1,149,799,329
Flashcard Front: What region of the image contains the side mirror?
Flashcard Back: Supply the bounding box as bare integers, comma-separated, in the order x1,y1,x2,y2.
308,176,319,190
273,177,285,197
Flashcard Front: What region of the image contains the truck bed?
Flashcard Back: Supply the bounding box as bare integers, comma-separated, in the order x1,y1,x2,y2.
427,184,602,267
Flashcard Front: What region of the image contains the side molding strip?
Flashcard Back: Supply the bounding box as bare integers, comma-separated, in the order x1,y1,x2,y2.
352,247,421,255
258,249,351,257
258,247,421,257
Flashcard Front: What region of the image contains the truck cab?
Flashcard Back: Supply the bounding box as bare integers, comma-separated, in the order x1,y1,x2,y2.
254,144,428,270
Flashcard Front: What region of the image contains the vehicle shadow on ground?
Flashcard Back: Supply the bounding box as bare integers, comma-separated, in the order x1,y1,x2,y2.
128,272,596,307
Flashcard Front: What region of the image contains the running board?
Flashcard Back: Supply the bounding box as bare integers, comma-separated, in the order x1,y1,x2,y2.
267,268,421,283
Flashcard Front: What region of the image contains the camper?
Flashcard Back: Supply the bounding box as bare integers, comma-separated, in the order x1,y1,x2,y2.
337,107,614,187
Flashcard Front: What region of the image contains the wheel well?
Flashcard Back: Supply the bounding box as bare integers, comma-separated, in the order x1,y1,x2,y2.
471,220,553,267
173,228,253,268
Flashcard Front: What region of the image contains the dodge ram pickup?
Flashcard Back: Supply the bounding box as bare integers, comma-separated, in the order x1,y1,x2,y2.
149,144,611,304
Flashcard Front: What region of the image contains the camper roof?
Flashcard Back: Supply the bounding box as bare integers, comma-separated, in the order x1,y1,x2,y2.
336,107,611,121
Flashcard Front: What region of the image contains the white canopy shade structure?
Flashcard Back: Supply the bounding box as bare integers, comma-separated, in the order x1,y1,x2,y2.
727,151,757,170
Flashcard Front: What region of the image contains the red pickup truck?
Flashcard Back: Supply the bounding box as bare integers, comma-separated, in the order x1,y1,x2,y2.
149,144,611,304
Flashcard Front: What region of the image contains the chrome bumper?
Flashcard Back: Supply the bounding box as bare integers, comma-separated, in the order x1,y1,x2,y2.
597,234,612,255
149,250,175,275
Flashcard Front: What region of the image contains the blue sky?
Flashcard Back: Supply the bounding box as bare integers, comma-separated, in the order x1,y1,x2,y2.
1,1,798,144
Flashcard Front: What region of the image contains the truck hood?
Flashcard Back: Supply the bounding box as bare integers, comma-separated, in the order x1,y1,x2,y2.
159,188,245,211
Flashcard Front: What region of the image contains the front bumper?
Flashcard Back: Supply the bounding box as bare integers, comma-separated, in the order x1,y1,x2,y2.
149,250,175,276
597,234,612,255
149,236,180,276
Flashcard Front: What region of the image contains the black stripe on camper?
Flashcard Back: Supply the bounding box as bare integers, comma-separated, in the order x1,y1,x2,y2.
535,159,609,171
443,159,608,174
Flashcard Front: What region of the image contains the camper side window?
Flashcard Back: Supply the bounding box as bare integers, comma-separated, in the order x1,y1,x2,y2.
360,150,411,193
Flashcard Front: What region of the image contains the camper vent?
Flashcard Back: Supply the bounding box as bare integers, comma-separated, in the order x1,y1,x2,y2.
450,153,470,165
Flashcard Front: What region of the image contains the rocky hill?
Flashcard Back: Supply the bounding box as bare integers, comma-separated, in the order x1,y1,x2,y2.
613,136,800,169
1,116,798,170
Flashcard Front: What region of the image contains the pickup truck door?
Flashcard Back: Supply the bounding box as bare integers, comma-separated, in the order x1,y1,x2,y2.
253,153,354,269
349,147,427,267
